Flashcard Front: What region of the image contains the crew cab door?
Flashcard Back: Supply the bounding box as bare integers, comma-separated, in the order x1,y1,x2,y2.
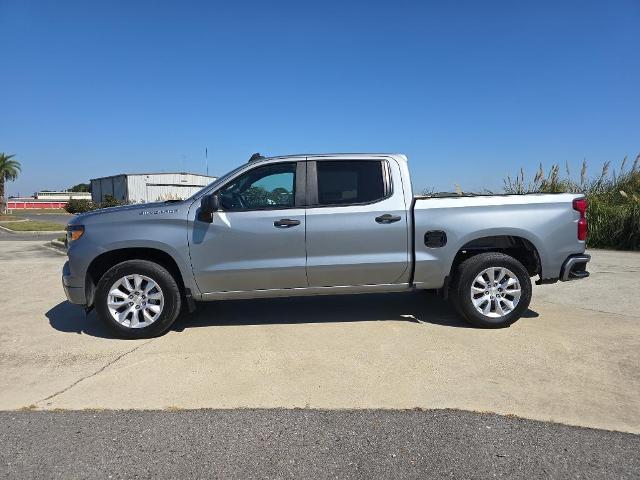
189,161,307,293
305,158,410,287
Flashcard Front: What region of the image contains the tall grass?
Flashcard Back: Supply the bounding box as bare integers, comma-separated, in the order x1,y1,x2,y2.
503,155,640,250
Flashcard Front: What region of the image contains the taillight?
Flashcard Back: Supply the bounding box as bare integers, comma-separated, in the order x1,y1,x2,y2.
573,198,588,241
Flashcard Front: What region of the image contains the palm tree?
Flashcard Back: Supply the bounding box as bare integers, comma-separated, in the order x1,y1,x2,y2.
0,153,21,213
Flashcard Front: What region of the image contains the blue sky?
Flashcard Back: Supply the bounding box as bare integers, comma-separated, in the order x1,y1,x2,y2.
1,0,638,196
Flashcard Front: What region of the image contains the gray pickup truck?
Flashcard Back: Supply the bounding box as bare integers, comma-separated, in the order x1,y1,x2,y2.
63,153,590,338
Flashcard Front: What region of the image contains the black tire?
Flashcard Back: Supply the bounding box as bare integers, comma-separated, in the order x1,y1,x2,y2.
450,252,532,328
95,260,182,339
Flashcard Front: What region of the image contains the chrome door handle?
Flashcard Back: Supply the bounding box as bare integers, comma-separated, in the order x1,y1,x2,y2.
274,218,301,228
375,214,401,224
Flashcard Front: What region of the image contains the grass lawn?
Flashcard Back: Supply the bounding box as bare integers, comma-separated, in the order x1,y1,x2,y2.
1,221,65,231
0,214,24,221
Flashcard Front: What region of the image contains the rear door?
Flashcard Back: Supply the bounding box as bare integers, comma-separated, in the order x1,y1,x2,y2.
305,158,410,287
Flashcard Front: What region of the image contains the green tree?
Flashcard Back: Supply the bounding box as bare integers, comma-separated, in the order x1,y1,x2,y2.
68,182,90,192
0,153,21,213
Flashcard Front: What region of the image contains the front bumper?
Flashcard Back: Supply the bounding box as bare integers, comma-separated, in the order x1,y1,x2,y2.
559,254,591,281
62,260,87,305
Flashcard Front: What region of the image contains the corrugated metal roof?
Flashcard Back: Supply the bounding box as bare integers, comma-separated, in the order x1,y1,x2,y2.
90,172,216,181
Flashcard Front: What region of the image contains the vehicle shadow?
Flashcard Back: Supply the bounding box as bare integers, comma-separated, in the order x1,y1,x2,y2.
46,301,113,338
177,291,539,330
47,292,540,339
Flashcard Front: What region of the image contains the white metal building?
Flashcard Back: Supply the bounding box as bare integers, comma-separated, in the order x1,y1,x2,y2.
90,172,217,204
35,191,92,201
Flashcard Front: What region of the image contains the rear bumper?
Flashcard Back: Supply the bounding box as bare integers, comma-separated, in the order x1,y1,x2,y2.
559,254,591,281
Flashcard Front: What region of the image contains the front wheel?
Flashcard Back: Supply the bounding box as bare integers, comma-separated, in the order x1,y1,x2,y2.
95,260,182,339
450,252,532,328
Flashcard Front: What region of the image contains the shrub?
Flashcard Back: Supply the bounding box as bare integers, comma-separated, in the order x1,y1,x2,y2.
155,193,184,201
100,194,127,209
588,196,640,250
503,155,640,251
64,195,129,214
64,199,96,214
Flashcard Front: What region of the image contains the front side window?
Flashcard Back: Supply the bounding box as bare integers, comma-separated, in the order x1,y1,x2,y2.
218,162,296,210
317,160,385,206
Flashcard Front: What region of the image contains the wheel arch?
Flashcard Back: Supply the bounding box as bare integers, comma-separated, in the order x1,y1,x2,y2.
449,234,542,281
85,247,186,308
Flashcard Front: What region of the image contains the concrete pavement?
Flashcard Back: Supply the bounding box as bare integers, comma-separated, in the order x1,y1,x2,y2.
0,241,639,433
0,228,62,242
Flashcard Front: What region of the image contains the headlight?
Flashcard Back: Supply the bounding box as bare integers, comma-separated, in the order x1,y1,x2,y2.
65,225,85,243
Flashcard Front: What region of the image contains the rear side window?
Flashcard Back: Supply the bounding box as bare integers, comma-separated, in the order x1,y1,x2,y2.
316,161,386,206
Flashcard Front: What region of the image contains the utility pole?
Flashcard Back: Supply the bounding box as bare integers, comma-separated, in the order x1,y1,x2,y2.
205,147,208,176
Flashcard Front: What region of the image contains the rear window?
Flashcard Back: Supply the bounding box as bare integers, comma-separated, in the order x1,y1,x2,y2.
316,161,386,206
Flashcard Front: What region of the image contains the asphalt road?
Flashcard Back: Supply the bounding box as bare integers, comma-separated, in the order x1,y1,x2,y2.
0,211,71,241
2,409,638,479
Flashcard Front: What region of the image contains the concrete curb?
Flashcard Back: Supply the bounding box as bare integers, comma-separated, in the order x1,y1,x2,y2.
0,225,66,235
0,218,28,223
50,239,67,251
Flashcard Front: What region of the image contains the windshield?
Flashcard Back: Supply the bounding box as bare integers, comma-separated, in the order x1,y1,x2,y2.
186,163,249,202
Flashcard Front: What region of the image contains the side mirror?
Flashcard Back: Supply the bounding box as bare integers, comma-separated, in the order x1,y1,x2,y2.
201,193,220,213
199,193,219,223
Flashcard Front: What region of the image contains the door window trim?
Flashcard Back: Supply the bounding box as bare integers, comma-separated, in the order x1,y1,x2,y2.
305,159,393,208
213,161,306,212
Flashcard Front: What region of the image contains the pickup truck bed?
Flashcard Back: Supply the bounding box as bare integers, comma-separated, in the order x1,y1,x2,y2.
412,192,588,289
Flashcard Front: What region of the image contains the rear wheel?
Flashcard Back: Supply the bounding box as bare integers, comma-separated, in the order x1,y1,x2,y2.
450,252,532,328
95,260,182,339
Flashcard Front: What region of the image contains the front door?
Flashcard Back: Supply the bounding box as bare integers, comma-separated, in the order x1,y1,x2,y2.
189,161,307,293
